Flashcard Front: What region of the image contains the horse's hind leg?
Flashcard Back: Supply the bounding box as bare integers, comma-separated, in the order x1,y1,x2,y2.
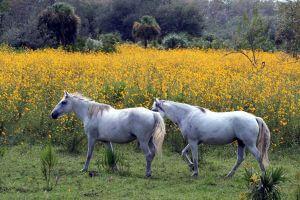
181,144,194,171
189,141,199,177
139,141,153,177
148,137,156,157
226,140,245,178
247,144,265,173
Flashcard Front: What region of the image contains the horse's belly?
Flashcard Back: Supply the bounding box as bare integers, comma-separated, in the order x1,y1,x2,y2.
109,134,136,144
97,128,136,144
201,135,236,145
199,128,236,145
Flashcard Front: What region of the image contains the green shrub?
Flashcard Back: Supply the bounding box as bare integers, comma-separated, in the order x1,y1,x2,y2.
97,33,121,53
84,38,103,52
165,122,186,153
296,172,300,200
189,38,211,49
243,167,286,200
81,33,121,53
162,33,189,49
99,148,118,172
0,147,5,159
40,143,57,191
65,37,86,52
97,148,130,175
64,132,85,154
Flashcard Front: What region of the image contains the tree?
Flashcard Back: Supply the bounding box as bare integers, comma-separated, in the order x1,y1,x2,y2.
156,0,205,36
132,15,161,48
276,0,300,57
233,8,273,66
0,0,9,34
38,2,80,47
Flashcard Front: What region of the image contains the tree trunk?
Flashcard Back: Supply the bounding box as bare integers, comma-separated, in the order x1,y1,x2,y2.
144,39,148,48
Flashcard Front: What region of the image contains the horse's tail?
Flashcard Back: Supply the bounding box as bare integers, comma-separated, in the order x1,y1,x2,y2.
152,112,166,154
256,117,271,168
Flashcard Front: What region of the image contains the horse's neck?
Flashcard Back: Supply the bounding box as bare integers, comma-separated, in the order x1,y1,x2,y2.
72,100,90,123
165,102,194,125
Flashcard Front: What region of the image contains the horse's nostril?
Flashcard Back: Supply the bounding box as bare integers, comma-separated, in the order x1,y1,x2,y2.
51,112,58,119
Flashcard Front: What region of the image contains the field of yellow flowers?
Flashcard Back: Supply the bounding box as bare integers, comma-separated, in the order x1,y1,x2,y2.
0,44,299,147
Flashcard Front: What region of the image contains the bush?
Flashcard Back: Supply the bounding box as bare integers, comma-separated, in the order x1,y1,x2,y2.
63,132,85,154
84,38,103,52
97,148,129,175
40,143,57,191
97,33,121,53
0,147,5,159
79,33,121,53
189,38,211,49
243,167,286,200
162,33,189,49
165,122,186,153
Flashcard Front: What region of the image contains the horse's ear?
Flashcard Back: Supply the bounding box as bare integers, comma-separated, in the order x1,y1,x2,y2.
155,98,160,103
64,91,70,98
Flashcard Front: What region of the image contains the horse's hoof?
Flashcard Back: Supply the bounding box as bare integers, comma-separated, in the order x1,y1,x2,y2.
80,168,87,173
225,175,234,179
225,172,234,179
189,164,195,172
191,172,198,177
145,174,152,178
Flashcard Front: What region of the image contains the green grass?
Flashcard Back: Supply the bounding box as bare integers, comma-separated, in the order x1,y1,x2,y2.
0,144,299,199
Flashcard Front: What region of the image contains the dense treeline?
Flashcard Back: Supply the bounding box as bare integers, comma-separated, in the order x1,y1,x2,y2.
0,0,299,54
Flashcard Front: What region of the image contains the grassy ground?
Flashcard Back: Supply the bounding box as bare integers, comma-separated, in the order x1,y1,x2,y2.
0,143,299,199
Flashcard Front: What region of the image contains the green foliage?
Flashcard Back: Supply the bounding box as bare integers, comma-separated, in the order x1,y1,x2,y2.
97,148,130,175
64,37,86,52
296,172,300,200
38,2,80,47
164,121,186,153
84,38,103,52
243,167,286,200
156,0,205,36
236,9,274,52
50,2,74,15
0,0,9,13
77,33,121,53
63,132,85,154
132,15,161,48
162,33,189,49
101,148,118,172
276,1,300,57
97,33,121,53
40,143,57,191
233,8,276,66
0,147,5,159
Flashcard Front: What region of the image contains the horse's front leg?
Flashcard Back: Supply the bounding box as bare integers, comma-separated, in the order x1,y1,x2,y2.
189,141,199,177
181,144,194,171
81,136,96,172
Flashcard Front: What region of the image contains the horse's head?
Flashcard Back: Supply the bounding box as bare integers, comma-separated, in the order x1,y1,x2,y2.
151,98,166,117
51,91,73,119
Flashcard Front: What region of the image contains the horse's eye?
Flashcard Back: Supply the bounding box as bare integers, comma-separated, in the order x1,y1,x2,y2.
61,101,67,105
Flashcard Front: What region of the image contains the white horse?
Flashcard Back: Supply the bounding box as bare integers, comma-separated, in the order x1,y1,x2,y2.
152,99,270,177
51,92,166,177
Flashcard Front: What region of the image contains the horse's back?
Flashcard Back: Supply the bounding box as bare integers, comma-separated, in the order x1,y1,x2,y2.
118,107,155,131
186,110,259,144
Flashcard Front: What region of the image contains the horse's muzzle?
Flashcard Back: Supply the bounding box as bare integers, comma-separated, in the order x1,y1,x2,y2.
151,108,159,112
51,112,59,119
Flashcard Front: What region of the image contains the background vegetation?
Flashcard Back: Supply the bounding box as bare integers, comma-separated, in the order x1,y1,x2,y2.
0,45,298,149
0,0,298,55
